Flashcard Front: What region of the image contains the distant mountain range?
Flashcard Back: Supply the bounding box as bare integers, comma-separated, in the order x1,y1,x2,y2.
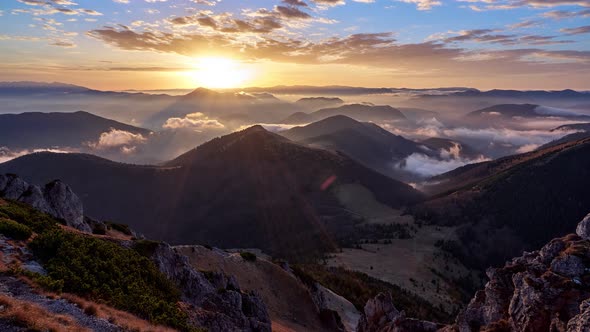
294,97,344,110
281,104,407,124
0,125,423,260
0,111,151,149
0,81,169,98
466,103,590,120
0,82,475,99
144,87,301,127
423,89,590,99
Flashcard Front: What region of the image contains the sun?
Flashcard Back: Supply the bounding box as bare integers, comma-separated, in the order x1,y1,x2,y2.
189,57,254,89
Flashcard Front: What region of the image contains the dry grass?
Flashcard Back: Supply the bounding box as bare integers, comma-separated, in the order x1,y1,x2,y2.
58,224,133,242
0,226,175,332
0,293,89,332
60,293,177,332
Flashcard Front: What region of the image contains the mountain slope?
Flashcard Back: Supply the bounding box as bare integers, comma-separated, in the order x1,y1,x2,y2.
0,126,423,259
295,97,344,110
280,116,426,179
466,103,590,120
0,81,92,95
540,122,590,148
413,137,590,268
0,111,151,149
281,104,407,124
312,104,406,122
430,88,589,99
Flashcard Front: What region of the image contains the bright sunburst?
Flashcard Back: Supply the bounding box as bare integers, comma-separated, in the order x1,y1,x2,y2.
189,57,254,89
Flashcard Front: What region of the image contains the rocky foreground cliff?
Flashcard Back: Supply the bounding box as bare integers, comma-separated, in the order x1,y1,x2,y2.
0,173,90,232
0,174,271,332
358,213,590,332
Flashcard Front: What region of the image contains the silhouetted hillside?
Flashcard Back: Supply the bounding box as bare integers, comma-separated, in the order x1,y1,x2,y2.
314,104,406,122
424,89,590,100
0,81,92,95
295,97,344,110
280,116,424,179
414,137,590,269
466,103,590,120
281,104,406,124
0,126,423,260
0,111,151,149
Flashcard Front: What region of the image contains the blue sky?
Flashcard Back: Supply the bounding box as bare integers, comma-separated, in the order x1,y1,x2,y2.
0,0,589,89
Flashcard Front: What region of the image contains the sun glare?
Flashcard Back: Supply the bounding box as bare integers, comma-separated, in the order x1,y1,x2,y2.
189,57,254,89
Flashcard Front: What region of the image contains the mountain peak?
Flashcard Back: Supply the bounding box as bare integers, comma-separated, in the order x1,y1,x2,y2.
165,124,289,167
240,124,268,133
184,87,219,98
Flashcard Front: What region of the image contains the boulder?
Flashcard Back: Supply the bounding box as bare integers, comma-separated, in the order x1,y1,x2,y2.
577,213,590,240
43,180,88,232
0,174,92,232
356,292,439,332
149,243,271,332
567,299,590,331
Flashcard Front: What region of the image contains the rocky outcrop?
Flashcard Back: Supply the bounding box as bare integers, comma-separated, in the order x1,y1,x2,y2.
0,174,91,232
453,232,590,332
310,282,361,332
358,214,590,332
356,292,440,332
576,213,590,240
149,243,271,332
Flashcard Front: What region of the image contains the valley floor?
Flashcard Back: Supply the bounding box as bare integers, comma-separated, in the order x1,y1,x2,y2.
328,222,478,314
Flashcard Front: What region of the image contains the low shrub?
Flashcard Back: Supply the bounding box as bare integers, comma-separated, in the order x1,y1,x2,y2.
92,223,107,235
0,201,60,233
0,218,32,240
132,239,161,258
240,251,257,262
29,229,194,331
105,222,133,236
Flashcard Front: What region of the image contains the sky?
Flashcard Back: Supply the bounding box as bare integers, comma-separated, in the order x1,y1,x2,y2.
0,0,589,90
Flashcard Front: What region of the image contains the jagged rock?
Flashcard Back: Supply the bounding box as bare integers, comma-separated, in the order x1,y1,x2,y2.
0,174,92,232
538,238,567,264
357,213,590,332
21,261,47,276
577,214,590,240
310,282,360,331
0,174,9,192
356,292,439,332
551,254,586,277
42,180,88,232
149,243,271,332
453,233,590,332
0,175,29,200
567,299,590,331
19,184,51,212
